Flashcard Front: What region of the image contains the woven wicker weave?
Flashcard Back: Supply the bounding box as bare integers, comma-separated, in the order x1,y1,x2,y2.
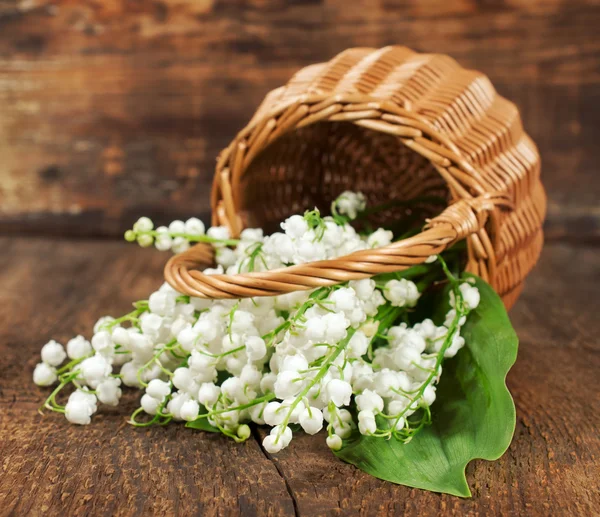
165,46,546,308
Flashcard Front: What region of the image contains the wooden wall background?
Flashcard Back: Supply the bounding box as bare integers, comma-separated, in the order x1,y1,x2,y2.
0,0,598,240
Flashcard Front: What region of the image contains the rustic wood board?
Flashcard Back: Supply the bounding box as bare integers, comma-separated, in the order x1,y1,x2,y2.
0,237,598,516
0,0,599,240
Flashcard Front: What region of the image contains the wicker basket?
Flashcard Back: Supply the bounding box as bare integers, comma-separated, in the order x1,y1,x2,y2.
165,46,546,309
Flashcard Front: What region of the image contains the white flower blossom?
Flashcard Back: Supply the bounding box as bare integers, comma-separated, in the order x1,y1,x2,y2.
333,191,366,219
96,377,122,406
33,362,57,386
41,340,66,367
66,335,92,360
34,192,479,457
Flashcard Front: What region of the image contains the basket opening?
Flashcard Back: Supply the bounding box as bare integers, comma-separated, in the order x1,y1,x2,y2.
235,121,451,235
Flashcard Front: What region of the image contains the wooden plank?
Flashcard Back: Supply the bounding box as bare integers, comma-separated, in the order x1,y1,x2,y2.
0,236,598,515
0,238,295,516
0,1,598,239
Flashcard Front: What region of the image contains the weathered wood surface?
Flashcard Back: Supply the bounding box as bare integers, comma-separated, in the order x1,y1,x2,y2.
0,237,598,516
0,0,599,240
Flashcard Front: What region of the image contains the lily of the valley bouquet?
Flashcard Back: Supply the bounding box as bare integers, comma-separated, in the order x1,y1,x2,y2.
34,192,518,497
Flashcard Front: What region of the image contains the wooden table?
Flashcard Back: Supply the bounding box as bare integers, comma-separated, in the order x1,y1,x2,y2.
1,1,599,514
1,237,598,516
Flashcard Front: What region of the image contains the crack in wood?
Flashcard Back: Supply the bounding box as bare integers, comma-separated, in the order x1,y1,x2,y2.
252,426,301,517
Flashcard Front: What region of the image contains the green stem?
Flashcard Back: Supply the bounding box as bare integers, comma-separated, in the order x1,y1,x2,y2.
56,355,89,375
198,392,276,420
41,371,80,412
100,308,146,331
263,287,332,345
137,339,179,387
137,230,239,247
387,279,464,439
130,356,190,427
275,327,357,443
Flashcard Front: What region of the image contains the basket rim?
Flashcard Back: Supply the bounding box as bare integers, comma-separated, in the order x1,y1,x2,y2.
209,90,507,284
211,91,500,225
165,193,513,299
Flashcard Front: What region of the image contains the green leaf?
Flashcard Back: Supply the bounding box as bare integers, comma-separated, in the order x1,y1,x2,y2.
185,406,220,433
335,275,518,497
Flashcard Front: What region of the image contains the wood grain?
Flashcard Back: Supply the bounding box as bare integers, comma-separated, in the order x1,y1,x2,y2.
0,237,598,516
0,0,598,239
0,238,295,517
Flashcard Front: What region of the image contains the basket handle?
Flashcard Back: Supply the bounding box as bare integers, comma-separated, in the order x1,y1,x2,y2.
164,193,512,299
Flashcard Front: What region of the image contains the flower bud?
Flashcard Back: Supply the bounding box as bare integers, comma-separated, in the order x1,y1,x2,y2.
299,407,324,435
326,434,343,451
237,424,251,441
33,362,57,386
40,340,66,367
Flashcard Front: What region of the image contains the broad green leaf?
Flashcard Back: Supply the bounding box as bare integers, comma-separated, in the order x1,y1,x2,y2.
335,275,518,497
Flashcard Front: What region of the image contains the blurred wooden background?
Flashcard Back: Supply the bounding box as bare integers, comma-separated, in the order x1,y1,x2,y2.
0,0,598,240
1,3,600,515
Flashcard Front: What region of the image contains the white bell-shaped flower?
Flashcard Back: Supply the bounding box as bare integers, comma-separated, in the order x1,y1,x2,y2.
40,340,67,366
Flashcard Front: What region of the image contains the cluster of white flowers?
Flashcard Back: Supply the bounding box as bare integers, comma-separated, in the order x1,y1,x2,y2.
124,216,233,254
332,191,367,220
34,191,480,454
